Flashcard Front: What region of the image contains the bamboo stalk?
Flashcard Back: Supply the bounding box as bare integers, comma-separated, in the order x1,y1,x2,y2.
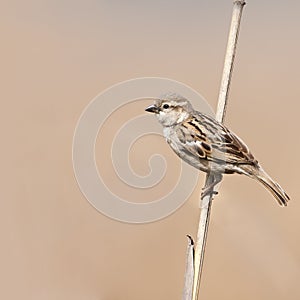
190,1,246,300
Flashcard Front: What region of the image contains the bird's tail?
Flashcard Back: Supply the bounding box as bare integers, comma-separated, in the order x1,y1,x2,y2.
254,167,290,207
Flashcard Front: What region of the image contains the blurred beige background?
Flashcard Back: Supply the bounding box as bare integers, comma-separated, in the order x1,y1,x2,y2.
1,0,300,299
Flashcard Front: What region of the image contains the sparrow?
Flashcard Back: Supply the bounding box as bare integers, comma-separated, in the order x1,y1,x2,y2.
145,93,290,206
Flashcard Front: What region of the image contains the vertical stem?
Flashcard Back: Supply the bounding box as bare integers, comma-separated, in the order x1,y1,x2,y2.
217,0,246,123
182,236,195,300
191,1,246,300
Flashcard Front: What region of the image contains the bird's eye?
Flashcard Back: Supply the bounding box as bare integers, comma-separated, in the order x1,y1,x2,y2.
163,104,170,109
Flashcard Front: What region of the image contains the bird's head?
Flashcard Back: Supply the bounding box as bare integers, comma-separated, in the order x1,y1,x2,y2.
145,93,193,127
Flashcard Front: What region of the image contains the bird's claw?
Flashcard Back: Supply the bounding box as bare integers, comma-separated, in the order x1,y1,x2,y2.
201,189,218,199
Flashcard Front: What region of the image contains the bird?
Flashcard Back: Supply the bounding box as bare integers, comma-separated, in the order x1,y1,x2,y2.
145,93,290,206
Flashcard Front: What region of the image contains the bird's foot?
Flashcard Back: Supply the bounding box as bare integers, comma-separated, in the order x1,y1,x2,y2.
201,188,218,199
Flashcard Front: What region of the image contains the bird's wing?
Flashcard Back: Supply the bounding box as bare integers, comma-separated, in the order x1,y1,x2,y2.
176,112,258,166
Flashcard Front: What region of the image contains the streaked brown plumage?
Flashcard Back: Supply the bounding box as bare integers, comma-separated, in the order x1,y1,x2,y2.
145,93,290,206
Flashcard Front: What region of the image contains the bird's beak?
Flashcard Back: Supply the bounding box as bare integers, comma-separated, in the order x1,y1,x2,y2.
145,104,160,114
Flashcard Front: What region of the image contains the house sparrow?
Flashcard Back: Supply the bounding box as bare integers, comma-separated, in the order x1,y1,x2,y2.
145,93,290,206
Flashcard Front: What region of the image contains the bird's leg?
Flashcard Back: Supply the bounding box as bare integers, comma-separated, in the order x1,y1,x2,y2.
201,173,222,199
